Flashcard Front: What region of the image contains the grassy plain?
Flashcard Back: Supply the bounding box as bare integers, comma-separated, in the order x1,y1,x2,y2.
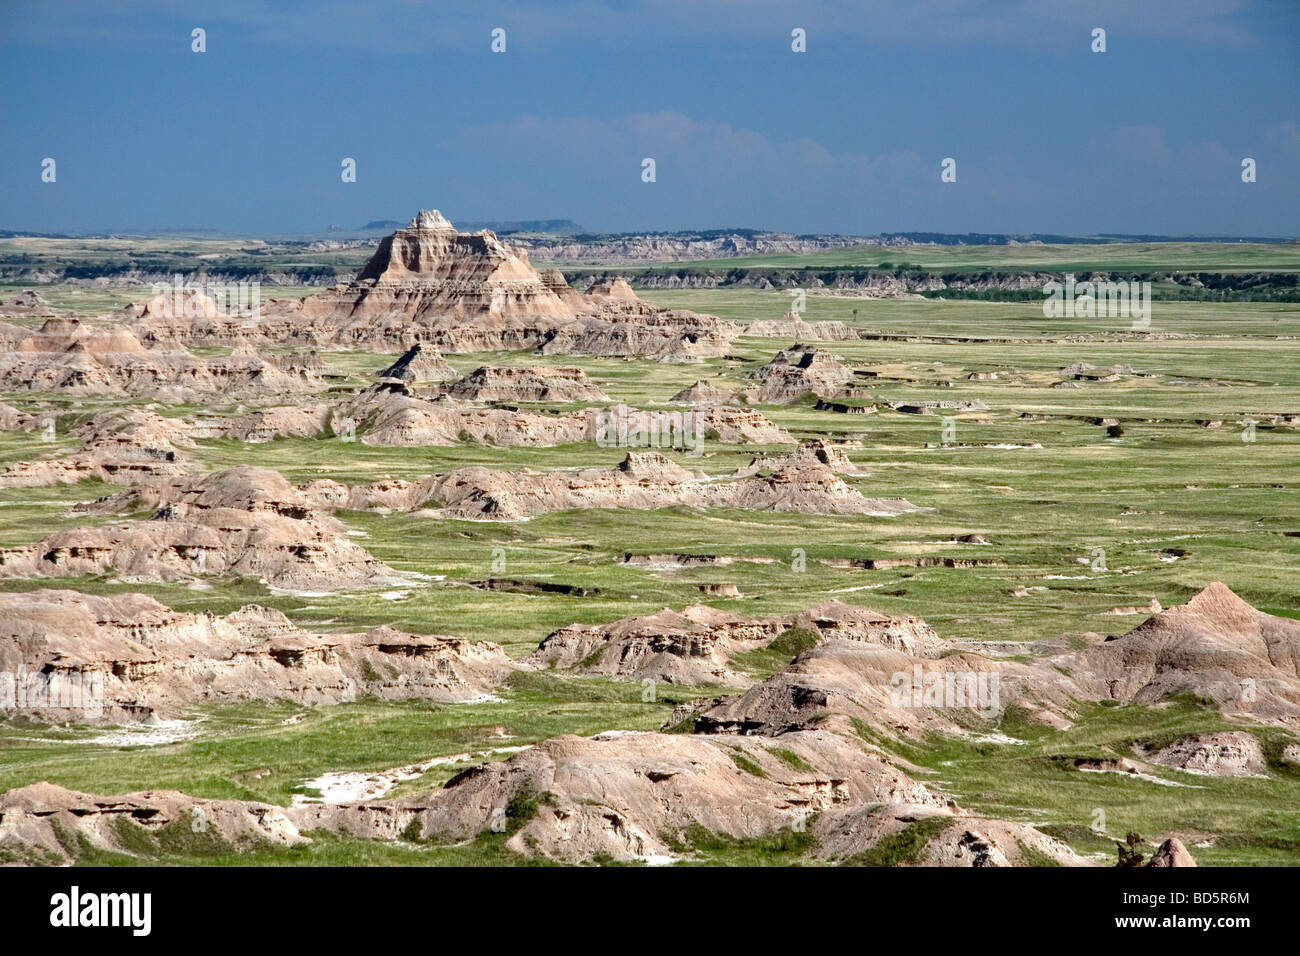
1,279,1298,865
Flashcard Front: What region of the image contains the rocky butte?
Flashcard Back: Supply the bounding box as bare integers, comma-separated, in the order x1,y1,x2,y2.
136,210,734,361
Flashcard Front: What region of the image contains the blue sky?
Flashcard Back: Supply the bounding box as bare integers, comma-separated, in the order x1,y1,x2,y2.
1,0,1297,235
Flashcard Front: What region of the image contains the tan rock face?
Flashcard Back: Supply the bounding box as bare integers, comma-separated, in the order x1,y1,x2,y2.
443,365,610,403
0,319,323,400
1148,837,1197,867
743,312,860,341
744,344,856,403
128,211,735,361
325,452,915,521
1147,731,1266,776
0,783,307,865
375,343,457,383
0,466,397,592
669,380,738,405
0,409,194,488
0,588,514,723
530,605,783,685
380,728,954,862
305,210,575,324
1061,582,1300,723
813,803,1087,867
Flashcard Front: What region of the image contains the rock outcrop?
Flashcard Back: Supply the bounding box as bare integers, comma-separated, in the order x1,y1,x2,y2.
0,409,194,487
323,452,915,521
744,345,855,403
1148,837,1197,867
1146,731,1266,776
530,605,782,685
1060,583,1300,725
0,588,513,723
130,212,735,361
375,343,457,383
0,319,322,400
0,466,397,591
0,783,306,865
443,365,610,403
669,380,738,405
743,312,860,341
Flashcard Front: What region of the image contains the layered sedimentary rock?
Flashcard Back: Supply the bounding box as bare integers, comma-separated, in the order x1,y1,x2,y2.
0,466,396,591
315,452,915,521
0,588,513,723
0,319,323,400
1059,582,1300,724
742,312,860,341
531,599,944,687
669,380,738,405
0,409,194,487
733,437,861,477
443,365,610,403
0,783,306,865
530,605,782,685
1146,731,1266,776
335,384,593,447
129,212,734,361
744,345,855,403
220,404,333,442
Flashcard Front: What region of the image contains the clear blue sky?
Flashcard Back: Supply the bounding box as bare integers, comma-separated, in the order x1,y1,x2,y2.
2,0,1297,236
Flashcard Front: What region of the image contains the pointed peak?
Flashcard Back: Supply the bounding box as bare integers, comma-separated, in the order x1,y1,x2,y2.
407,209,456,232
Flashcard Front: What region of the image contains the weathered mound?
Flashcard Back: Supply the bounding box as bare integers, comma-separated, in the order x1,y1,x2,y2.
0,401,38,431
77,464,313,516
693,637,1078,738
375,343,457,383
3,467,395,591
0,783,305,865
0,589,513,723
0,318,323,399
538,305,733,363
780,600,946,655
335,384,591,447
584,276,640,301
0,289,54,314
595,402,792,446
307,728,952,862
0,409,194,487
1148,837,1197,867
220,403,332,442
734,437,859,477
329,452,914,521
1146,731,1266,776
531,599,943,686
1061,583,1300,724
444,365,610,403
812,803,1088,866
744,345,855,403
743,312,860,341
530,605,781,685
669,380,738,405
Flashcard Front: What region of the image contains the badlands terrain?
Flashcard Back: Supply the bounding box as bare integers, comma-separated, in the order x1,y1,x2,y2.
1,212,1299,866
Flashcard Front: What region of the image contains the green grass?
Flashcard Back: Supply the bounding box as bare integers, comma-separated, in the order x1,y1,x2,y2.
2,285,1299,865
